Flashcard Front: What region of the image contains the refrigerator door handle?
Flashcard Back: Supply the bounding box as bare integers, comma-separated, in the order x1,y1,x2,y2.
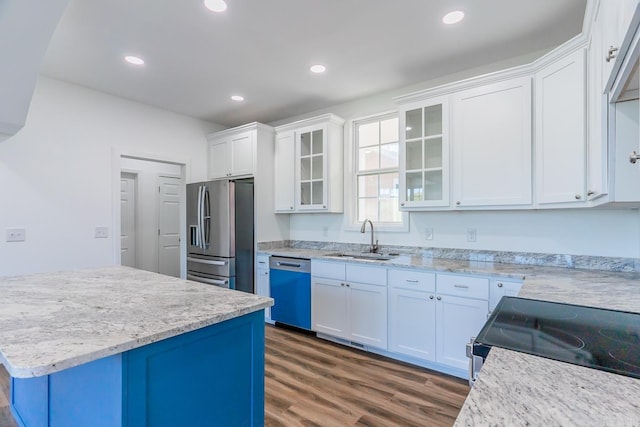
187,274,228,287
196,185,203,248
187,257,227,266
203,185,211,249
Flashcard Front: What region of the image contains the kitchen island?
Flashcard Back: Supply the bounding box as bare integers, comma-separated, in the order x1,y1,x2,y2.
0,266,273,427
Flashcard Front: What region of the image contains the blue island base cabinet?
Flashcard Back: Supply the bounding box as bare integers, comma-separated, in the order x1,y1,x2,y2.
10,310,265,427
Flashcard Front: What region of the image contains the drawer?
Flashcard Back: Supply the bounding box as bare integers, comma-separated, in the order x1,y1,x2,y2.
346,264,387,286
437,274,489,300
256,255,269,270
388,268,435,292
311,260,346,280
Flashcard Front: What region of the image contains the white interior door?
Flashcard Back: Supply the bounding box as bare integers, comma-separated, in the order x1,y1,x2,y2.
157,175,181,277
120,172,137,268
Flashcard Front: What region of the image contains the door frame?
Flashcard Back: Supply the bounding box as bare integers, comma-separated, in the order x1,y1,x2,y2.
111,148,190,279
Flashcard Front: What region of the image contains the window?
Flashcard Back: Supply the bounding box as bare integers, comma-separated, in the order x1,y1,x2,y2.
355,114,401,223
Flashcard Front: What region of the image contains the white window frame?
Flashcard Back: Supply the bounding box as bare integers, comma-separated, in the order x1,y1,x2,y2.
346,111,409,232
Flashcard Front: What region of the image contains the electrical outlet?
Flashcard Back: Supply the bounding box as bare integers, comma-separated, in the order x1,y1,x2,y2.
467,228,477,242
95,227,109,238
6,228,26,242
425,227,433,240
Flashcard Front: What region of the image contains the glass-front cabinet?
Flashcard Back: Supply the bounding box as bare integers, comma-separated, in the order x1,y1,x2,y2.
399,97,450,208
298,127,326,208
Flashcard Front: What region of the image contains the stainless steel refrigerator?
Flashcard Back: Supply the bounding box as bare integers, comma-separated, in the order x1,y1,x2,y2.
186,178,254,293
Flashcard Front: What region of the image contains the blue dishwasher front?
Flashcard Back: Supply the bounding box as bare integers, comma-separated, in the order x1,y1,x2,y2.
269,256,311,330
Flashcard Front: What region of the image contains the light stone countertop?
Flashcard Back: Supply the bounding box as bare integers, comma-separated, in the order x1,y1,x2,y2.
0,266,273,378
260,248,640,426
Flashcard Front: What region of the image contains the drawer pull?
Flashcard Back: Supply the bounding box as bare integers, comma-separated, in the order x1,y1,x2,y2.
406,279,419,283
454,284,469,289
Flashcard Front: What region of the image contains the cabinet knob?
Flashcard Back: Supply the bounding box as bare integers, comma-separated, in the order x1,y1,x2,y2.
575,194,581,200
290,206,294,210
400,202,405,206
341,283,345,287
346,284,350,287
630,151,640,164
587,190,595,196
323,205,326,209
437,296,442,301
456,201,461,206
429,295,434,300
497,282,503,288
606,45,619,62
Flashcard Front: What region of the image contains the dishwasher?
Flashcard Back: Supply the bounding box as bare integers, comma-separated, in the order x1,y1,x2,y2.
269,256,311,330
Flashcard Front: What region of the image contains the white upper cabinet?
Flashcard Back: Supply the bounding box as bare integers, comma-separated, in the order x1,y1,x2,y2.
452,77,532,207
535,49,587,205
274,130,295,212
399,96,450,209
274,114,345,213
208,126,258,179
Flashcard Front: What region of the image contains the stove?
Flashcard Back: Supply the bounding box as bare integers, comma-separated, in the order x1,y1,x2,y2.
471,297,640,381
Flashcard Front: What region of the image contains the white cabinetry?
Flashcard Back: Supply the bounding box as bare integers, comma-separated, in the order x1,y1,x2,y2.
435,274,489,371
536,49,587,205
255,255,272,322
311,261,387,349
388,269,437,361
452,77,532,207
274,130,295,212
489,279,523,313
399,97,450,209
274,114,345,213
207,123,274,180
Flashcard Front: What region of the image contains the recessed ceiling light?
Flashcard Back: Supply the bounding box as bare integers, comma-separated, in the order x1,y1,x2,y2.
231,95,245,102
124,55,144,66
310,64,327,74
204,0,227,13
442,10,465,25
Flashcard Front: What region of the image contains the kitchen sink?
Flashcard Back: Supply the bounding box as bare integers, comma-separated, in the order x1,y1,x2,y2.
323,252,399,261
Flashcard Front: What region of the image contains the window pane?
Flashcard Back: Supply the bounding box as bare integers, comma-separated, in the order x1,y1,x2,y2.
358,198,379,222
359,146,380,171
406,172,423,201
358,122,379,147
380,117,399,144
424,105,442,136
312,130,323,154
358,175,379,198
405,109,422,139
380,198,400,222
379,173,399,198
300,157,311,181
406,140,422,170
425,138,442,169
380,143,399,169
312,155,323,180
301,132,311,156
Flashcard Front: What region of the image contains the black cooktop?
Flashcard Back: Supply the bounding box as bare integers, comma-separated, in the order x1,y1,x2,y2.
474,297,640,379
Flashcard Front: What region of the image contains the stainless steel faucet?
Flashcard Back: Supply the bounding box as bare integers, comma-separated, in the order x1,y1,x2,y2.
360,219,379,253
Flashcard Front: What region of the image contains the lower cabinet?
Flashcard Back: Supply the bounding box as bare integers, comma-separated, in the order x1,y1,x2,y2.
489,278,523,313
311,261,387,349
388,286,436,361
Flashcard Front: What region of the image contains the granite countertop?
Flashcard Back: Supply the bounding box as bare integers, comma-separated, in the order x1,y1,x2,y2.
0,266,273,378
260,247,640,425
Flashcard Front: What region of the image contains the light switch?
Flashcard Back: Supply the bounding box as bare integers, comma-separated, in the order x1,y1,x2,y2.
6,228,26,242
95,227,109,238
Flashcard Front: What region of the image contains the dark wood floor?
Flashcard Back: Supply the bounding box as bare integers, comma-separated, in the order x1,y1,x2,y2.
0,326,468,427
265,325,469,426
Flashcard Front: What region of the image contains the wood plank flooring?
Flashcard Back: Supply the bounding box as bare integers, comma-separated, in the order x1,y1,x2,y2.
265,325,469,426
0,326,469,427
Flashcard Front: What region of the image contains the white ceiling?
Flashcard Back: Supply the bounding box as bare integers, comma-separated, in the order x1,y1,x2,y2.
41,0,588,127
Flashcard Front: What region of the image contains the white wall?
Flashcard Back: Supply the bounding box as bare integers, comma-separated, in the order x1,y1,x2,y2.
0,77,222,276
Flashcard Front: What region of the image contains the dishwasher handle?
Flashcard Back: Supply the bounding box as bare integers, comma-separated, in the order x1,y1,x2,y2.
269,256,311,273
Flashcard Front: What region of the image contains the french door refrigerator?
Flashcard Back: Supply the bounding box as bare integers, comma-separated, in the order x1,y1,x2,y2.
186,178,254,293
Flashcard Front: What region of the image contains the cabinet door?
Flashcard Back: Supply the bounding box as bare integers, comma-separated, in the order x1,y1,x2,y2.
536,49,587,204
274,131,295,212
296,125,328,210
399,97,450,209
488,279,522,313
311,277,348,339
436,295,488,371
452,77,532,207
388,287,436,361
347,282,387,349
208,140,230,179
229,131,254,177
